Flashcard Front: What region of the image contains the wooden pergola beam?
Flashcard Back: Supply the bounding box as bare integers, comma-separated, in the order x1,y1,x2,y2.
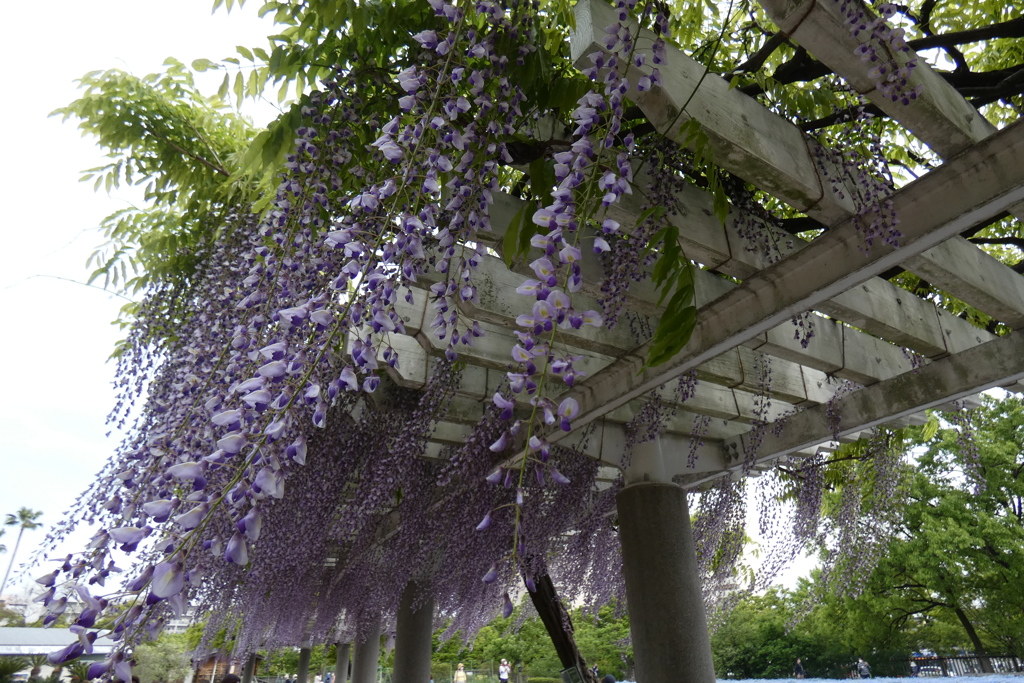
756,0,1024,330
722,329,1024,467
543,118,1024,443
572,0,1024,329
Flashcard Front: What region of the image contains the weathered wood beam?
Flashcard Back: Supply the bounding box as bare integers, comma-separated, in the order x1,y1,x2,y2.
722,330,1024,466
606,170,996,359
541,118,1024,444
758,0,994,158
572,0,1024,328
756,0,1024,329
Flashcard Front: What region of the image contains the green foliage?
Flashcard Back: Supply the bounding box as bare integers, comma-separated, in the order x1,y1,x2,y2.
0,599,24,627
0,658,27,683
52,59,259,331
711,583,916,679
572,604,631,680
64,661,91,683
26,655,47,679
863,396,1024,657
423,599,630,681
134,632,192,683
712,589,820,679
262,645,331,677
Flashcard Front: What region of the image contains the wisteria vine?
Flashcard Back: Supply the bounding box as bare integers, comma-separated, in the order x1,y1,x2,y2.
36,0,937,673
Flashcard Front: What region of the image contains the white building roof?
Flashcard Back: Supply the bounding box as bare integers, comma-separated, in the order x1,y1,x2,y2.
0,627,117,656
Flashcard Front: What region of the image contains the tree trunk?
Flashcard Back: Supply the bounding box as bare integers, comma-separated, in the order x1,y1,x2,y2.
0,527,26,596
954,606,995,673
524,573,599,683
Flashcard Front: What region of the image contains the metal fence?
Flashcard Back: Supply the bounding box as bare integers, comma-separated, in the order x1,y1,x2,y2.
904,655,1024,677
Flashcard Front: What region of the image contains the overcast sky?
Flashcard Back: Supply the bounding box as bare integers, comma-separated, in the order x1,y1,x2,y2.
0,0,278,595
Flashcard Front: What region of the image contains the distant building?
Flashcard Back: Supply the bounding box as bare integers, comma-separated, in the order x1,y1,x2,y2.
0,626,118,658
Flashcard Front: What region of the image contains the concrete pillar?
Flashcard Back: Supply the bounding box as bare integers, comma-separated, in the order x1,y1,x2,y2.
297,646,312,683
351,618,381,683
393,581,435,683
335,643,351,683
617,440,716,683
241,654,257,683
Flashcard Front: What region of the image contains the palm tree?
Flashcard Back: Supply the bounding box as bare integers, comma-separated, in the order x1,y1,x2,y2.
65,662,90,683
0,657,29,683
26,655,48,681
0,508,43,595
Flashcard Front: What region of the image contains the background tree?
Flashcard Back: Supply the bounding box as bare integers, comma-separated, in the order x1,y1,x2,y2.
134,633,192,683
846,396,1024,664
26,655,48,681
0,508,42,595
64,662,91,683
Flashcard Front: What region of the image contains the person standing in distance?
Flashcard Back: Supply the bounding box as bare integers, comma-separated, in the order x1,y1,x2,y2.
794,658,805,679
857,658,871,679
454,663,467,683
498,659,511,683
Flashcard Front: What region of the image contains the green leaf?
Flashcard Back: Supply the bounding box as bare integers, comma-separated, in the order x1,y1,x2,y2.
192,58,218,72
502,205,527,268
921,414,940,442
236,45,254,61
646,304,697,368
529,157,555,200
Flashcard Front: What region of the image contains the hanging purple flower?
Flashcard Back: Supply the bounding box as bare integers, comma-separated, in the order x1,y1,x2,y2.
482,563,498,584
217,433,247,454
125,565,154,593
166,462,203,480
550,468,571,485
142,499,175,523
35,570,59,587
252,467,285,499
285,436,308,465
211,409,242,430
87,660,112,680
108,526,149,547
237,508,263,542
173,504,207,531
489,431,510,452
557,397,579,431
224,532,249,566
150,562,185,599
492,392,515,420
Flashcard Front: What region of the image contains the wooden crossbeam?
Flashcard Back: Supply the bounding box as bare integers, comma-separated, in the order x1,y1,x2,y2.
538,118,1024,445
571,0,1024,329
722,330,1024,468
758,0,994,158
757,0,1024,329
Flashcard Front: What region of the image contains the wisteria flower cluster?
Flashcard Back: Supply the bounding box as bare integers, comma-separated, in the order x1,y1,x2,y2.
835,0,922,105
36,0,665,672
37,0,928,673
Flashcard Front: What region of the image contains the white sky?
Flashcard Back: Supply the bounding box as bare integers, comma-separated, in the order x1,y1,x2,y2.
0,0,278,595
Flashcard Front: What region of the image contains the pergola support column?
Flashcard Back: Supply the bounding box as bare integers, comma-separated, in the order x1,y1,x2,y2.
351,618,382,683
335,642,351,683
297,646,312,683
617,439,715,683
241,654,256,683
393,580,435,683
